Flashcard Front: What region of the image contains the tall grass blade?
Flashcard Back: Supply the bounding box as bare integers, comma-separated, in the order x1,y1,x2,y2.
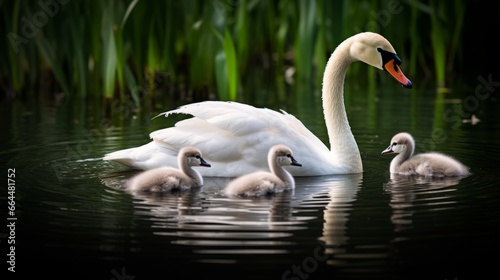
35,36,70,95
124,63,140,106
215,50,228,100
223,28,238,100
294,0,317,82
430,0,447,90
5,1,24,92
120,0,140,30
101,1,118,99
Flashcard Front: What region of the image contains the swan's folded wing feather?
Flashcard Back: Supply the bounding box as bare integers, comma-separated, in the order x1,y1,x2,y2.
159,101,328,147
154,101,330,163
151,119,242,162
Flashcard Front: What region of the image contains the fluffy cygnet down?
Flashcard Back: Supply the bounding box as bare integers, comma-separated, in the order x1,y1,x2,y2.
381,132,470,177
128,146,211,193
224,144,302,197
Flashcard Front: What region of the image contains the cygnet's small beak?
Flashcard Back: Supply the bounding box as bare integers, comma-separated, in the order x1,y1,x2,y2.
291,156,302,167
199,157,211,167
381,145,394,155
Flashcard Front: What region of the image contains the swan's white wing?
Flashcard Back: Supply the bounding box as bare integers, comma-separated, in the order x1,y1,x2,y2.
154,101,328,153
105,101,335,176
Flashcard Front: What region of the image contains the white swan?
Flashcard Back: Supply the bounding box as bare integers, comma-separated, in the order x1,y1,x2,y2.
381,132,470,177
103,32,412,176
224,144,301,197
127,146,211,193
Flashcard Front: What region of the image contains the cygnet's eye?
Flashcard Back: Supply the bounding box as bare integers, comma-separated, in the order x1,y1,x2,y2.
286,154,292,158
195,155,201,159
392,142,398,146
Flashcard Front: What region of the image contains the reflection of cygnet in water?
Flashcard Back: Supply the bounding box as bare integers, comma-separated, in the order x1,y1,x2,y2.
127,146,211,193
381,132,470,177
224,145,302,197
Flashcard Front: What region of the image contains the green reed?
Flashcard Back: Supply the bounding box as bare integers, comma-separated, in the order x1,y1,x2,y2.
0,0,470,104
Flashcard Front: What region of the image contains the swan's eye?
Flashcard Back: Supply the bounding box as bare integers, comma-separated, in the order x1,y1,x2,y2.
392,142,398,146
377,47,382,52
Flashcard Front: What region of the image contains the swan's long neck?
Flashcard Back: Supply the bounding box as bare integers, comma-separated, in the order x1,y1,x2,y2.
322,38,362,172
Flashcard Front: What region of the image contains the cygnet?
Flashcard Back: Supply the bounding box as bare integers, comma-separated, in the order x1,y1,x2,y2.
381,132,470,177
128,146,211,192
224,144,302,197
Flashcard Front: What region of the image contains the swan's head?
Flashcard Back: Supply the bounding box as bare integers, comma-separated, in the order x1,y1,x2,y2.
351,32,412,89
381,132,415,155
179,146,211,167
270,144,302,167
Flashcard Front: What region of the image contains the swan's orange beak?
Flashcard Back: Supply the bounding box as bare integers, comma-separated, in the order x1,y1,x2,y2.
378,48,412,89
384,59,412,89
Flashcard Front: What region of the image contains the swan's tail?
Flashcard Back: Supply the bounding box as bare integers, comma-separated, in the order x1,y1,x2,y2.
102,147,144,169
103,141,179,170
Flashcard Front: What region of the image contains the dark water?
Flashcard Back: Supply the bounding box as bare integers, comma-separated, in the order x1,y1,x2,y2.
1,82,500,279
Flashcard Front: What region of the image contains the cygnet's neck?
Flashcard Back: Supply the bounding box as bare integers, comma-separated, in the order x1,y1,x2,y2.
270,160,294,188
321,37,361,172
179,159,203,186
390,142,415,172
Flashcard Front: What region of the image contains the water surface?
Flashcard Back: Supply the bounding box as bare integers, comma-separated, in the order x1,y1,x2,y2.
1,83,499,279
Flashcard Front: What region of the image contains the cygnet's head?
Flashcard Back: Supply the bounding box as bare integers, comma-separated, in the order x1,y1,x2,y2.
381,132,414,155
350,32,412,88
270,144,302,167
179,146,211,167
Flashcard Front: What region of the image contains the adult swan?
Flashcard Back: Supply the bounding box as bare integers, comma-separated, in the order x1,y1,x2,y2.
103,32,412,176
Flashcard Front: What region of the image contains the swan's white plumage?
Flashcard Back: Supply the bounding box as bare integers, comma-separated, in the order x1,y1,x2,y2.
103,32,412,177
105,101,333,176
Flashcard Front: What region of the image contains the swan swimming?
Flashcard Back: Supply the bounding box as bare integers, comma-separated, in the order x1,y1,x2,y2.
103,32,412,176
381,132,470,177
127,146,211,193
224,144,301,197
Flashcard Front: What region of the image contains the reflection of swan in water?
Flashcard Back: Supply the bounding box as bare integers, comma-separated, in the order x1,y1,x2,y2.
309,174,362,255
101,171,299,238
383,173,466,232
128,186,207,220
100,169,363,257
100,170,213,221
